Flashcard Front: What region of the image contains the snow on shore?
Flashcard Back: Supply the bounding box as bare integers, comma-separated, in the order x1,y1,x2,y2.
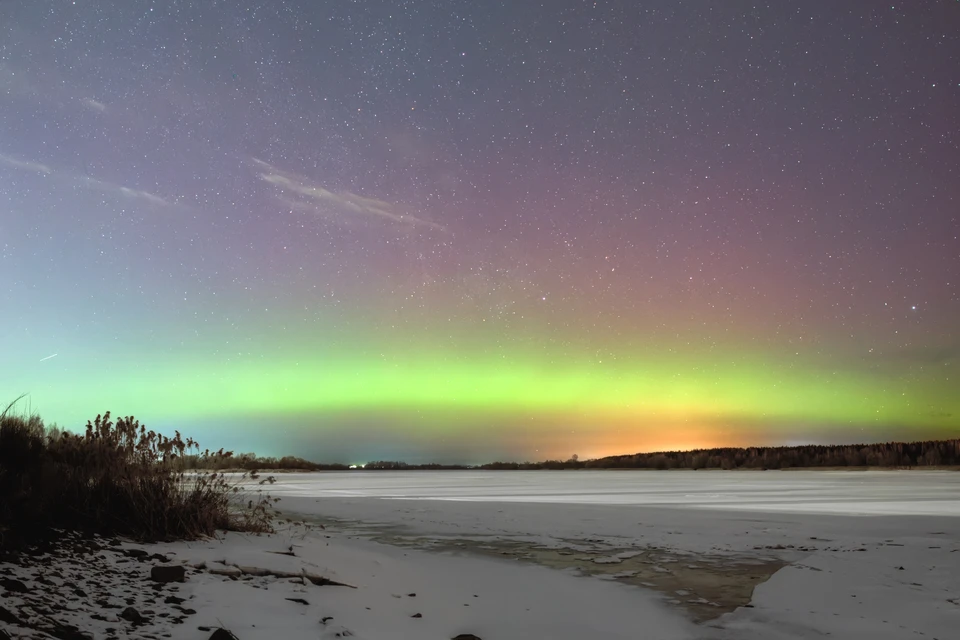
0,522,698,640
2,470,958,639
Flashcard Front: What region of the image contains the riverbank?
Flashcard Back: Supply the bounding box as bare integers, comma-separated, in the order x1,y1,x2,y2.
0,521,699,640
4,470,958,639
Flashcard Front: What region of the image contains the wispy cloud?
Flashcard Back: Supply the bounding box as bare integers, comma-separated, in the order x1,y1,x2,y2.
251,158,445,231
0,153,53,175
0,150,169,206
119,186,167,205
2,58,107,115
78,176,170,206
81,97,107,113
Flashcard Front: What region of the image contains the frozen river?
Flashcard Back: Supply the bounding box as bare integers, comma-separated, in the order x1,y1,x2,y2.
264,469,960,516
261,470,960,639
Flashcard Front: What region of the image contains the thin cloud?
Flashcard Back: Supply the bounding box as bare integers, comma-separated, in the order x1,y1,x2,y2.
0,150,169,206
251,157,445,231
0,153,53,175
117,185,169,205
81,98,107,112
80,176,170,206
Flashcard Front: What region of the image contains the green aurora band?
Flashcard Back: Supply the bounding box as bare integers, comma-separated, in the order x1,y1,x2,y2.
26,348,959,449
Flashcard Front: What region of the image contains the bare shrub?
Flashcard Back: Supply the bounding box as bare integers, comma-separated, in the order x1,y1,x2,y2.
0,403,278,550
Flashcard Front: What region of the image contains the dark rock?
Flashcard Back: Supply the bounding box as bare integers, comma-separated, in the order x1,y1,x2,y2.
285,598,309,605
125,549,149,559
120,606,148,624
48,622,94,640
452,635,483,640
150,565,186,583
410,613,422,618
898,566,905,570
209,629,240,640
164,595,186,604
321,616,334,623
0,605,21,624
0,630,11,640
0,577,28,593
407,593,416,597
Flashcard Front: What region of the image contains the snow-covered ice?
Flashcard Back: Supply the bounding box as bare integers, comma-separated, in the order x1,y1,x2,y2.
265,468,960,516
270,470,960,639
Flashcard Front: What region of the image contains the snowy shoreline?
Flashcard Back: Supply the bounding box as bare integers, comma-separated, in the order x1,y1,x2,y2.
3,470,959,639
0,521,699,640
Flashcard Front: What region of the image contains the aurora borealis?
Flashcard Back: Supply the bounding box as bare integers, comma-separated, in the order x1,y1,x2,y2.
1,1,958,463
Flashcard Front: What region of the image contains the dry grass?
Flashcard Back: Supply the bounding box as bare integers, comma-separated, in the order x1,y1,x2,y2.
0,399,278,550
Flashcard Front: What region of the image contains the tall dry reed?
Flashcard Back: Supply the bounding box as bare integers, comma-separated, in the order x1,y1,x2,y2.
0,402,277,550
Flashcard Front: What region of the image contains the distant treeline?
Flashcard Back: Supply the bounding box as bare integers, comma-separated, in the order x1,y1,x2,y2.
181,439,960,471
484,439,960,470
177,453,349,471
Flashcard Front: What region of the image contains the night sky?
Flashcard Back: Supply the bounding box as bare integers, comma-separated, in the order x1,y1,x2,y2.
1,1,958,463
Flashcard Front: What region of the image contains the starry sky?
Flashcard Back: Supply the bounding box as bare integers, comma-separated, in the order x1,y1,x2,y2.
1,1,958,463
